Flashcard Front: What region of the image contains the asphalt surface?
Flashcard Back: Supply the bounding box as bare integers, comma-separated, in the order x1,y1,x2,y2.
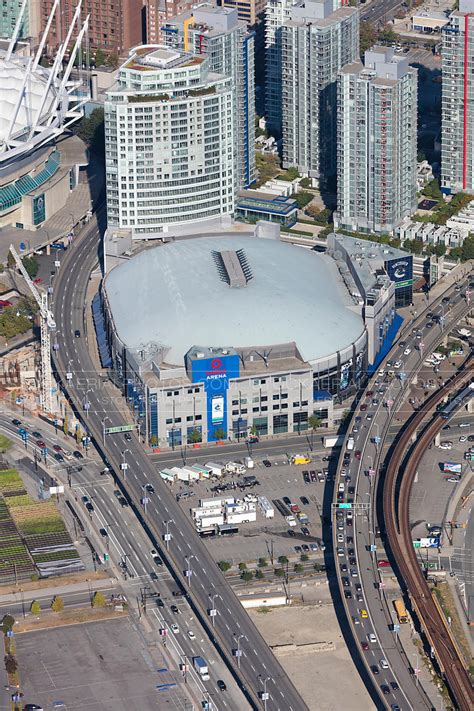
50,217,307,711
333,276,473,710
0,412,249,711
361,0,405,24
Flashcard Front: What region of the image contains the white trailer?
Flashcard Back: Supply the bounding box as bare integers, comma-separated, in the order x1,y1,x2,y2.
159,468,176,482
346,436,355,451
226,510,257,524
258,495,274,519
191,464,212,478
181,466,200,480
200,496,235,508
193,656,210,681
225,461,246,474
174,468,190,482
197,513,225,528
205,461,224,477
191,506,222,520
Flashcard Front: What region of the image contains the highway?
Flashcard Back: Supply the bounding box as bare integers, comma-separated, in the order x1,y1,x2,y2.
0,412,249,711
384,366,474,711
49,218,307,711
361,0,405,25
332,272,473,710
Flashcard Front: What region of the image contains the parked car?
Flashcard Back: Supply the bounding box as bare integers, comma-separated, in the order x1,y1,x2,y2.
73,450,84,459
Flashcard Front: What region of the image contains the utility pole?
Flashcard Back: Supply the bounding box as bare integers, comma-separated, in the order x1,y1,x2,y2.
234,633,244,669
163,519,173,551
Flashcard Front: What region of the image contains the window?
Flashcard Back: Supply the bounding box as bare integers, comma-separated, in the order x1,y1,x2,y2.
165,418,172,424
252,407,259,413
166,391,172,397
196,414,202,421
273,414,288,434
241,408,247,414
232,400,238,406
273,394,279,400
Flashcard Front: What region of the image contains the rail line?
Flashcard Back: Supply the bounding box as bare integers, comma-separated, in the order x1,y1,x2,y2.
383,359,474,711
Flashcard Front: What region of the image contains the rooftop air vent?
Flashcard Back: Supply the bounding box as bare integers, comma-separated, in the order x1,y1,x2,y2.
212,249,253,287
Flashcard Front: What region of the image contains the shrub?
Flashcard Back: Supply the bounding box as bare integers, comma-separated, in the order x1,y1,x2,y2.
51,595,64,612
238,562,247,571
92,591,106,608
300,554,309,562
255,569,264,579
257,557,267,568
4,654,18,674
241,570,253,582
1,615,15,634
277,555,288,565
30,600,41,615
274,568,285,578
218,561,231,573
294,563,304,573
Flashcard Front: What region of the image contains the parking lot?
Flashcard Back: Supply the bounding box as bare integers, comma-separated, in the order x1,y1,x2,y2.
175,452,337,565
16,617,192,711
410,415,473,543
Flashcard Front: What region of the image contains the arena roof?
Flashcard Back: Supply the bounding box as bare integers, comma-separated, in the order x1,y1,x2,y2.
104,234,365,365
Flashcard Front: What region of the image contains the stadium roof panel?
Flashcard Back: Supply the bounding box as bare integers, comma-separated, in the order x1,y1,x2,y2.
104,234,365,366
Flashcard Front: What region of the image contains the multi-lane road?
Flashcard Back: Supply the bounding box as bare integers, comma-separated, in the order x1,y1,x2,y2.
332,273,473,710
50,218,306,711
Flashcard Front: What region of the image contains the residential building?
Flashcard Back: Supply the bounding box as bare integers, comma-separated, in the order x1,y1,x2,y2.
281,0,359,188
336,46,417,235
146,0,210,44
41,0,143,55
220,0,266,28
264,0,294,136
441,0,474,194
0,0,41,44
162,5,255,187
104,45,235,236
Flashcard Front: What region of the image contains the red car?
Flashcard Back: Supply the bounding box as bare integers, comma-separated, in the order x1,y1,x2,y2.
33,278,43,284
377,559,391,568
52,444,62,452
355,450,362,460
360,404,367,411
361,641,369,651
36,439,46,448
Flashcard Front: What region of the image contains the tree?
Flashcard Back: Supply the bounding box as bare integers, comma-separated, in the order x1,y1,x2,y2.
30,600,41,615
241,570,253,582
218,561,231,573
300,554,309,562
274,568,285,578
238,562,247,571
255,569,264,580
404,239,424,255
92,591,106,608
294,192,313,210
21,255,39,278
7,252,15,269
360,21,377,56
313,563,322,572
422,178,442,200
106,53,119,68
213,427,226,442
294,563,304,573
1,615,14,634
150,435,158,447
188,428,202,444
73,108,105,157
51,595,64,612
277,555,288,565
76,425,82,445
0,263,4,273
4,654,18,675
63,413,69,437
94,48,106,66
257,557,267,568
461,234,474,261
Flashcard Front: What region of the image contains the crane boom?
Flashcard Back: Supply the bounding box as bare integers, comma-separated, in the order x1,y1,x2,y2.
9,245,55,413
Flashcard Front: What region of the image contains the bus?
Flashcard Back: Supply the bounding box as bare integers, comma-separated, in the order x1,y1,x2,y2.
393,599,409,624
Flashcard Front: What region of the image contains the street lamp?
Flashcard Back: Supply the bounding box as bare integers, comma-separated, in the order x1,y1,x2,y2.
208,593,218,627
121,449,131,480
412,653,420,687
233,633,244,668
83,388,92,418
184,555,195,587
3,561,17,586
102,417,111,445
163,520,173,551
141,484,150,515
258,675,271,711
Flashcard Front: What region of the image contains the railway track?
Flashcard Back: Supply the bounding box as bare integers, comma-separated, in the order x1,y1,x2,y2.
383,360,474,711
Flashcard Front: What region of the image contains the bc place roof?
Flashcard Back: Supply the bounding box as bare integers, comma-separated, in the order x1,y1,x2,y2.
104,234,365,366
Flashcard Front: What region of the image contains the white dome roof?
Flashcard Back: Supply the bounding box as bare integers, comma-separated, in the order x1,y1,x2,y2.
0,59,56,143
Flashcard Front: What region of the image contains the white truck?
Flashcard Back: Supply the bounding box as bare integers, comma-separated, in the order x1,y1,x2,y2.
346,436,355,451
457,328,471,338
205,461,224,477
323,435,344,448
244,456,255,469
225,461,246,475
193,656,210,681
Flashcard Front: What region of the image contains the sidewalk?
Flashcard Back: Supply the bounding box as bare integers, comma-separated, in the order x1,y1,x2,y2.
0,577,117,606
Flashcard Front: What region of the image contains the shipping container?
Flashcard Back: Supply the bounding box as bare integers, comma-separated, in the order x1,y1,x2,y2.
204,461,224,477
258,496,274,518
227,510,257,524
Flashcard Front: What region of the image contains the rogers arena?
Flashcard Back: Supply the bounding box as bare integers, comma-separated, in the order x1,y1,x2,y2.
101,231,368,447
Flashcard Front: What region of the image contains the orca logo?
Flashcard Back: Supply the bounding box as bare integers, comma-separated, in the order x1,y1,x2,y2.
211,359,222,370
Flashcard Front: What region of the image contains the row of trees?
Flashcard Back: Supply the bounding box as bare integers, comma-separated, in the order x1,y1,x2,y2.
218,556,322,581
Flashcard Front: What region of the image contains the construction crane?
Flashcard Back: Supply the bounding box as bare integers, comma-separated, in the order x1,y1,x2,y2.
9,244,55,413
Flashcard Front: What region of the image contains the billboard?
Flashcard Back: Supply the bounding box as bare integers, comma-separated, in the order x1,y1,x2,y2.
385,256,413,289
211,396,224,424
416,537,441,549
189,352,240,442
443,462,462,474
